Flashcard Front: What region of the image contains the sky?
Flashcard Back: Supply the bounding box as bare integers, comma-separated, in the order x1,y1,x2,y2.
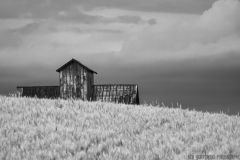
0,0,240,115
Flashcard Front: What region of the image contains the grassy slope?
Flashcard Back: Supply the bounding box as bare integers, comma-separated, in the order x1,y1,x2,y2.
0,96,240,160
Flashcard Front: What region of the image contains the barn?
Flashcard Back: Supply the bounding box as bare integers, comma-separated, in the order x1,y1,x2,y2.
56,59,97,100
17,58,140,105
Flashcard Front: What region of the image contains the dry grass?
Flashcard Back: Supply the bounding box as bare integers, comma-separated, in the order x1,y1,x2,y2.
0,96,240,160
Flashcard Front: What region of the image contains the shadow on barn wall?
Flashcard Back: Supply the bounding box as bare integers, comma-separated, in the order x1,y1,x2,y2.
17,59,140,105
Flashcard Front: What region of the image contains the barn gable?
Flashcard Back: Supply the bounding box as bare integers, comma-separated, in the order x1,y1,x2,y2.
56,59,97,74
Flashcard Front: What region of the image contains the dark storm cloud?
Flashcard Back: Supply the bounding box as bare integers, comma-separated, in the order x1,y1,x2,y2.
138,53,240,115
0,62,59,94
83,51,240,115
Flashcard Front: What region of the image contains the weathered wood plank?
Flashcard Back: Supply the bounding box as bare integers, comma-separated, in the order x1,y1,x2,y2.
81,66,84,100
84,68,87,101
16,86,60,99
87,72,89,100
59,72,61,98
70,63,74,98
91,85,139,105
63,68,67,99
76,64,81,98
89,72,92,100
73,62,76,98
89,72,91,100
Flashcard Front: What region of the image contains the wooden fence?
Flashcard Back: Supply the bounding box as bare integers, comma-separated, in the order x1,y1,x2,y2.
17,86,60,99
16,84,140,105
92,84,140,105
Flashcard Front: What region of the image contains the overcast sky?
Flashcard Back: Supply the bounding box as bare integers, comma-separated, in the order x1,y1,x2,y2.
0,0,240,115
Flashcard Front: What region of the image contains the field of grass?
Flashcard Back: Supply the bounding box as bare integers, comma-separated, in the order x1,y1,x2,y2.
0,96,240,160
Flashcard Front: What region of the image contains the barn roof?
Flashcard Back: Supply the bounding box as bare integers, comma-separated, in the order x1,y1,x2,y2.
56,58,97,74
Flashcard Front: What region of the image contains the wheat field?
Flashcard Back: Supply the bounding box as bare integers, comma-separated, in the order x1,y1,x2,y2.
0,96,240,160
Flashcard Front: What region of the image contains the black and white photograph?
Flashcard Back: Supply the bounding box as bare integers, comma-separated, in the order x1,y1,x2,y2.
0,0,240,159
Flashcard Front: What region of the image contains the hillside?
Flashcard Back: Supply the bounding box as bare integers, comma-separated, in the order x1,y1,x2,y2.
0,96,240,160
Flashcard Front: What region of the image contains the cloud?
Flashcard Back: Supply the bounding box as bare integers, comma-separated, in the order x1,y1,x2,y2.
8,22,42,34
80,0,218,14
0,32,21,49
56,8,107,24
56,8,152,25
0,22,47,49
197,0,240,38
148,19,157,25
0,0,54,19
120,0,240,62
96,29,122,34
115,15,143,24
0,0,218,20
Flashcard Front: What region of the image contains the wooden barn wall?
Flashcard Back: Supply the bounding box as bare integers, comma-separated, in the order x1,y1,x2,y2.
76,63,81,99
60,63,75,99
91,85,139,105
59,62,94,100
17,86,60,99
87,72,94,101
83,68,87,100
